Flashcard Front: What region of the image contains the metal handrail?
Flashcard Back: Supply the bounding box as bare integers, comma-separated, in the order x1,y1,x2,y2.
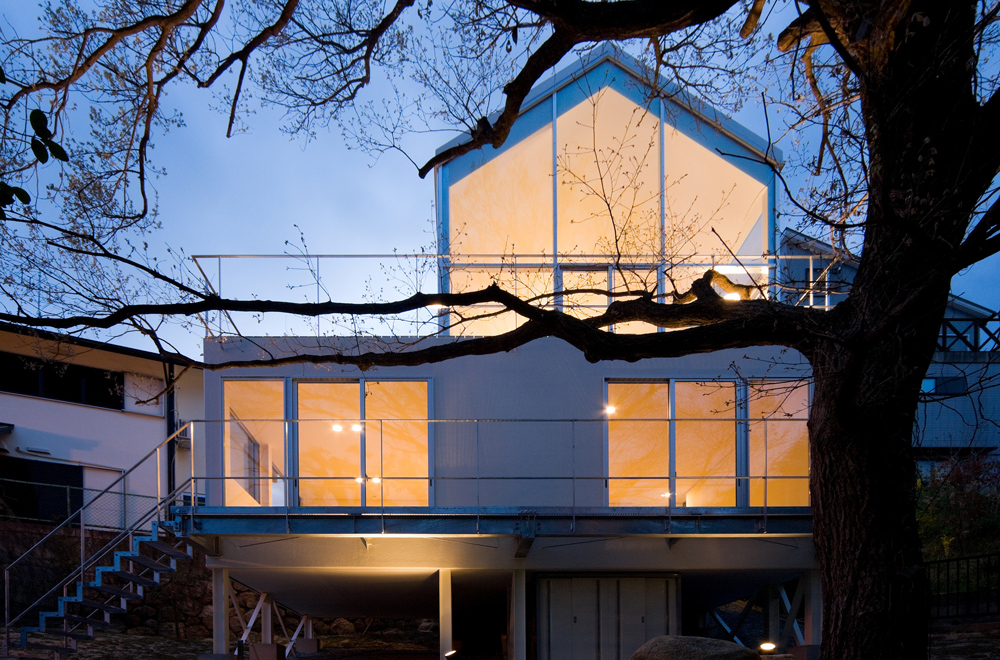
4,422,193,573
4,478,193,631
4,421,196,654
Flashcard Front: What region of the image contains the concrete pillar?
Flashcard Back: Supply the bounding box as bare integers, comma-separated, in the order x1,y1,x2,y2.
212,568,230,654
261,594,273,644
804,570,822,645
305,616,314,639
767,585,781,647
439,569,453,660
509,570,527,660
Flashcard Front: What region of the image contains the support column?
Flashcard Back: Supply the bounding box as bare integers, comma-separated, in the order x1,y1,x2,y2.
767,585,780,647
212,569,230,655
804,570,822,646
509,570,527,660
439,569,453,660
261,594,273,644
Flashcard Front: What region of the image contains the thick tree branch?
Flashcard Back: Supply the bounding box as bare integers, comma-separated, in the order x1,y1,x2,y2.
956,195,1000,269
417,29,577,177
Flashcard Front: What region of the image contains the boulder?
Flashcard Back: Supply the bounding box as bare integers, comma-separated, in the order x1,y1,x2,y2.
329,617,356,634
631,636,760,660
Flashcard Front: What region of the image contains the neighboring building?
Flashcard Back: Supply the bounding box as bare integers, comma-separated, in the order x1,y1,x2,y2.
0,322,203,529
2,48,996,660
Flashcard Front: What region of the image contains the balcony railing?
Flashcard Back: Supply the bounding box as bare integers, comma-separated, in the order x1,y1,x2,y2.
189,252,855,337
938,315,1000,352
191,417,811,514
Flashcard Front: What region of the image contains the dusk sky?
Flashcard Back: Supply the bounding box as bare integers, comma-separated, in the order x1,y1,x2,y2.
3,4,997,358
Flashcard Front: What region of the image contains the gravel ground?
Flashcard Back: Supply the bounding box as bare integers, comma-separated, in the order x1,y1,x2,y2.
4,627,997,659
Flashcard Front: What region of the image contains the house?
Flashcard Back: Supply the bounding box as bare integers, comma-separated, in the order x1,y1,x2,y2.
0,321,203,528
181,49,996,660
2,48,997,660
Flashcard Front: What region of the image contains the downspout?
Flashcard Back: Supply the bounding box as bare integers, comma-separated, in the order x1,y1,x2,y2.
166,363,176,494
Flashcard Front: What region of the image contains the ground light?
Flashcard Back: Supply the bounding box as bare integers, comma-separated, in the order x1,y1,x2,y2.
760,642,776,654
444,651,457,657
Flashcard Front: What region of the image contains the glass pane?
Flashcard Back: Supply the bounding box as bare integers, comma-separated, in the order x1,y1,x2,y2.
749,380,810,506
561,269,608,319
557,88,661,257
448,122,553,257
297,382,362,506
448,266,553,336
675,381,735,507
662,116,769,257
612,267,660,334
607,382,670,506
365,381,429,506
223,381,284,507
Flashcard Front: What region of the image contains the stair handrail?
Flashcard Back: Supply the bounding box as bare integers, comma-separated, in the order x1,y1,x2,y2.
4,421,198,651
4,422,196,574
3,477,194,652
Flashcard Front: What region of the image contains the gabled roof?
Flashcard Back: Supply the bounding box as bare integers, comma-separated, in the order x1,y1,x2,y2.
435,43,783,167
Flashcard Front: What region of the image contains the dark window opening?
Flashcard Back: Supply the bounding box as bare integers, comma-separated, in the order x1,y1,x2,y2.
0,351,124,410
0,456,84,523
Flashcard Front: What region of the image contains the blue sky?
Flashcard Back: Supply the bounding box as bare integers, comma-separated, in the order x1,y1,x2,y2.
2,5,997,358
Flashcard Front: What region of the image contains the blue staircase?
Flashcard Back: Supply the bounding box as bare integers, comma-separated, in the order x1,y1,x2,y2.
10,521,192,658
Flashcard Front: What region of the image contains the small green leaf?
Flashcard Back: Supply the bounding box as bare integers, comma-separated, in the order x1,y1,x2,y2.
12,186,30,204
30,136,49,164
44,138,68,162
30,109,52,139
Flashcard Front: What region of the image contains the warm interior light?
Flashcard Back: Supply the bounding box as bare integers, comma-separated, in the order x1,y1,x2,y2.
427,304,445,311
760,642,776,652
351,423,362,432
723,292,742,301
371,477,381,484
605,405,616,414
660,492,671,498
355,477,364,483
332,424,343,432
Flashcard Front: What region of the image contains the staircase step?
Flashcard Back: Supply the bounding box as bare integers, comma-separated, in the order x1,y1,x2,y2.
100,569,158,588
37,628,92,641
88,582,143,600
24,626,91,641
69,598,126,614
139,539,191,559
20,641,78,653
119,552,175,573
44,613,112,628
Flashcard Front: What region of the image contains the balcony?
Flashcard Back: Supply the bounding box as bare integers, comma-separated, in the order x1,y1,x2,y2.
159,418,813,538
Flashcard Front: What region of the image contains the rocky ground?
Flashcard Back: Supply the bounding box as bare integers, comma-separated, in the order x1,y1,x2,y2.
4,627,997,659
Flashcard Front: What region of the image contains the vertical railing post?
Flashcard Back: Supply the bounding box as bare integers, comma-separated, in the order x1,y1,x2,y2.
5,564,11,656
156,443,162,522
476,421,481,508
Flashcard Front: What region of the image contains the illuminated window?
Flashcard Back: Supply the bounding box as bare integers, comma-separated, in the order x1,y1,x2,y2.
749,380,810,507
607,379,809,508
297,380,429,507
223,380,284,507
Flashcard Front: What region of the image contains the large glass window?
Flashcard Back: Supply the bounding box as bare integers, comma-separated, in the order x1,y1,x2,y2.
606,379,809,508
675,381,736,507
607,382,671,506
223,380,285,507
749,380,810,506
296,380,429,507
